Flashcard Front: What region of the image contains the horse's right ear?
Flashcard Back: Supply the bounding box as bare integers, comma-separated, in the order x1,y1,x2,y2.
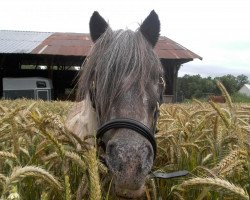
140,10,160,47
89,11,108,42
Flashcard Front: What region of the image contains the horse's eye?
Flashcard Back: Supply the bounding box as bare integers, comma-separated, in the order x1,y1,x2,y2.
159,77,165,86
147,100,155,112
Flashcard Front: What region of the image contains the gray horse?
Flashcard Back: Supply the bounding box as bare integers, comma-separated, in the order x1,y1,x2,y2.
67,10,164,199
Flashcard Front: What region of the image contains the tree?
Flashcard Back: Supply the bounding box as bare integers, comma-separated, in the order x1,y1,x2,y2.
202,76,216,95
177,74,206,99
215,74,238,95
236,74,249,90
177,74,250,101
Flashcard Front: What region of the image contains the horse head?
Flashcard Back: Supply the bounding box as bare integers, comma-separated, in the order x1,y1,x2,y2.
77,10,164,198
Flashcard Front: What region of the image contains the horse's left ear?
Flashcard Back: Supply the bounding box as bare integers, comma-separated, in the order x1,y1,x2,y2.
140,10,160,47
89,11,108,42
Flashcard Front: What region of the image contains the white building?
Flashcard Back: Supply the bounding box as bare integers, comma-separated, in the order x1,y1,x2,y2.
239,84,250,97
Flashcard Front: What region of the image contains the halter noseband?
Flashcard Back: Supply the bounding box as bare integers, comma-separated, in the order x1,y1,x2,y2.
96,118,157,160
94,77,164,161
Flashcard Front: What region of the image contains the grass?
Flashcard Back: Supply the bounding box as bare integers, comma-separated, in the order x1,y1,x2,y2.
0,82,249,199
232,93,250,103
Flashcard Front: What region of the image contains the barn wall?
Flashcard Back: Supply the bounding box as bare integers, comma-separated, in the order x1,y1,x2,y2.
239,85,250,96
0,54,82,100
160,59,181,102
0,69,78,100
1,55,189,102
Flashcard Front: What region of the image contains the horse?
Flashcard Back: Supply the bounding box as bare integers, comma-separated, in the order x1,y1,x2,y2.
209,95,226,103
66,10,164,199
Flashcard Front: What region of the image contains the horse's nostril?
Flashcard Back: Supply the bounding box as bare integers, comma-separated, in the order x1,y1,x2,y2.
139,146,153,172
106,142,123,172
146,146,153,161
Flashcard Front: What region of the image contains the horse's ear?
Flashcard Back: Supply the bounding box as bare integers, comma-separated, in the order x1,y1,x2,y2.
140,10,160,47
89,11,108,42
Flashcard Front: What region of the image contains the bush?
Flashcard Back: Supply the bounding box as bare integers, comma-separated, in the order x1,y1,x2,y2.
232,92,250,103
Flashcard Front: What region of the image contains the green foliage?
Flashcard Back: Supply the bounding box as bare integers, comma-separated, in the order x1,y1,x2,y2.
177,75,217,100
236,74,250,90
177,74,249,101
232,92,250,103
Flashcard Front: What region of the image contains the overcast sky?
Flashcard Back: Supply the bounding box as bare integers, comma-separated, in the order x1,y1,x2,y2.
1,0,250,78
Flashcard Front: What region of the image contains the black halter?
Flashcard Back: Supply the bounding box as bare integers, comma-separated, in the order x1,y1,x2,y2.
96,118,157,160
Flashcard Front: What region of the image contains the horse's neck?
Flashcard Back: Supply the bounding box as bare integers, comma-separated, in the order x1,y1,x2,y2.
65,94,97,147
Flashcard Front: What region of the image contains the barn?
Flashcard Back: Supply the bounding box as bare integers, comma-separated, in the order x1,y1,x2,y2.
0,30,202,102
239,84,250,97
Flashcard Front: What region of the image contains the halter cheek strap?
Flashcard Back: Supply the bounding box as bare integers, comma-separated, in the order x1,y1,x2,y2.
96,118,157,160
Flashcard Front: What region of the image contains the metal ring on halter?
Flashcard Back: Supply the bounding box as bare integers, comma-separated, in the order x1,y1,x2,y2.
96,118,157,160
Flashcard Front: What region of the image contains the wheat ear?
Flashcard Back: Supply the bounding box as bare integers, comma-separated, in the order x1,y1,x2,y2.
7,185,20,200
0,174,7,187
216,80,233,109
0,151,17,161
76,174,88,200
213,150,246,177
43,151,87,171
64,175,71,200
41,192,49,200
209,101,231,128
30,111,65,158
178,177,249,200
84,147,102,200
6,166,62,191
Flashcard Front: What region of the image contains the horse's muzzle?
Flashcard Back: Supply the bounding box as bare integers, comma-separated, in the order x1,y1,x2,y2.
114,184,146,199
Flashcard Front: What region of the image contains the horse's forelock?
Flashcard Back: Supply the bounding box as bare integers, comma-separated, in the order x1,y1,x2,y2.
77,28,162,123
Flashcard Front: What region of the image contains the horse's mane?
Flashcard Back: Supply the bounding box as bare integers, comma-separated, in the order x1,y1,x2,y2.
77,27,163,123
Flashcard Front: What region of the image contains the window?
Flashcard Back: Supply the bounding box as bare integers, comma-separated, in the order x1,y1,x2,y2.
36,81,46,88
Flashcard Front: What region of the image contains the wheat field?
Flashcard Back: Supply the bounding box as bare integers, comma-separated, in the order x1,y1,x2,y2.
0,82,249,200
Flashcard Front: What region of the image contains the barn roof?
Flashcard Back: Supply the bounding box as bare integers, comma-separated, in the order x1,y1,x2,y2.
155,36,202,60
244,84,250,90
239,84,250,96
0,30,202,61
0,30,53,53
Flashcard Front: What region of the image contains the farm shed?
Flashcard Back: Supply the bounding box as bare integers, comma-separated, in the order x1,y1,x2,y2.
0,30,202,101
239,84,250,97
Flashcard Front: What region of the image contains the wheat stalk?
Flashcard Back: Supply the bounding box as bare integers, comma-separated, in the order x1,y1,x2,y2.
213,150,246,175
30,112,65,158
216,80,233,109
173,191,185,200
43,151,87,172
0,106,24,124
65,151,87,171
193,99,205,109
84,147,102,200
0,151,17,161
178,177,249,200
0,174,7,187
7,185,20,200
41,192,49,200
220,160,246,178
209,101,231,128
6,166,62,191
64,175,71,200
201,153,213,165
76,174,88,200
1,99,250,199
195,166,217,178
